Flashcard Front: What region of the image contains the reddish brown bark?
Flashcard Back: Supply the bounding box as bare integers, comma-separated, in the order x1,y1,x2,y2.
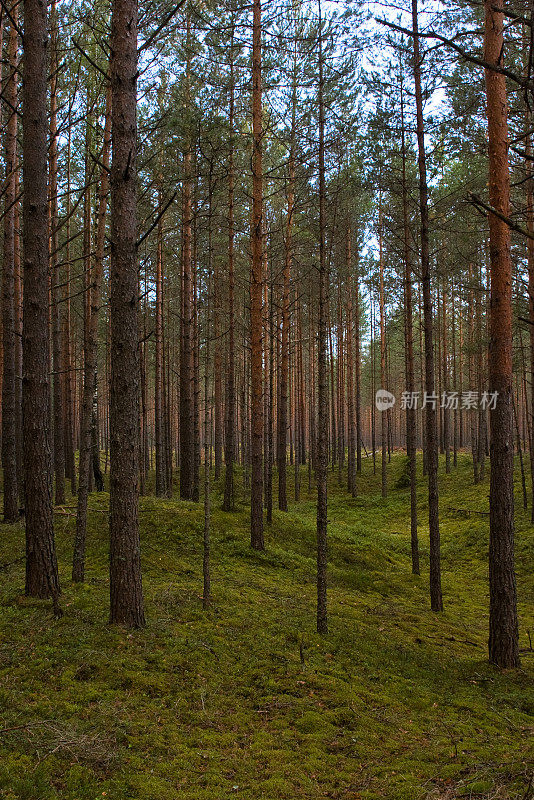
223,23,236,512
316,0,328,634
50,0,65,506
525,118,534,522
22,0,60,602
109,0,145,627
346,226,356,498
63,124,76,495
401,84,419,575
73,86,112,582
378,193,387,499
412,0,443,612
155,185,168,498
483,0,519,668
2,4,19,522
278,82,295,512
180,15,194,501
354,258,361,475
14,169,23,501
250,0,264,549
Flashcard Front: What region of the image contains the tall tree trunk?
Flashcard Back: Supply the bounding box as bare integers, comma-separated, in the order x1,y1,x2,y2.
223,17,236,512
354,257,362,475
329,324,336,470
401,84,419,575
50,0,65,506
165,336,174,493
63,125,76,495
23,0,60,602
442,286,451,474
14,169,24,501
2,3,19,522
379,193,387,499
278,67,296,512
412,0,443,611
213,205,223,483
483,0,519,668
250,0,264,549
458,300,464,450
109,0,145,627
295,291,304,500
476,270,486,480
337,285,344,483
266,269,274,523
203,246,212,610
468,266,479,483
525,116,534,521
452,290,458,467
73,87,111,582
193,230,201,504
346,226,356,497
139,282,148,496
91,384,104,492
155,186,167,497
371,298,376,474
316,0,328,634
180,16,194,501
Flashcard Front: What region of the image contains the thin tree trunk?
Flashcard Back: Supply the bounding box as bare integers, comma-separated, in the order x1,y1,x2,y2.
442,286,451,474
266,270,274,524
371,299,376,474
476,268,486,481
179,161,194,499
346,225,356,497
278,67,296,512
469,267,479,483
379,193,387,498
203,248,212,610
525,116,534,521
91,383,104,492
192,200,201,503
412,0,442,611
63,124,76,495
250,0,264,549
316,0,328,634
14,168,24,501
355,257,362,475
50,0,65,506
155,184,167,497
329,324,336,470
2,3,19,522
401,84,419,575
452,290,458,467
180,16,194,501
73,87,111,582
458,301,464,451
337,284,344,483
223,18,236,512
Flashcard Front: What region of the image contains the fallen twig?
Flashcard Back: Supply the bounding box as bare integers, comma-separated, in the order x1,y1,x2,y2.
0,720,52,735
447,507,490,516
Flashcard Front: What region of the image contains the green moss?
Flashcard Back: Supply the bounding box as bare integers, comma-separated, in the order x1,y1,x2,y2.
0,454,531,799
458,779,494,796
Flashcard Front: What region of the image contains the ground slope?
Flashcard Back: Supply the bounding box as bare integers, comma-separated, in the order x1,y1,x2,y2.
0,453,532,800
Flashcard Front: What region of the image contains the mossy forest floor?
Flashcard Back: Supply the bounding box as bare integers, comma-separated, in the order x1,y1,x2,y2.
0,452,532,800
